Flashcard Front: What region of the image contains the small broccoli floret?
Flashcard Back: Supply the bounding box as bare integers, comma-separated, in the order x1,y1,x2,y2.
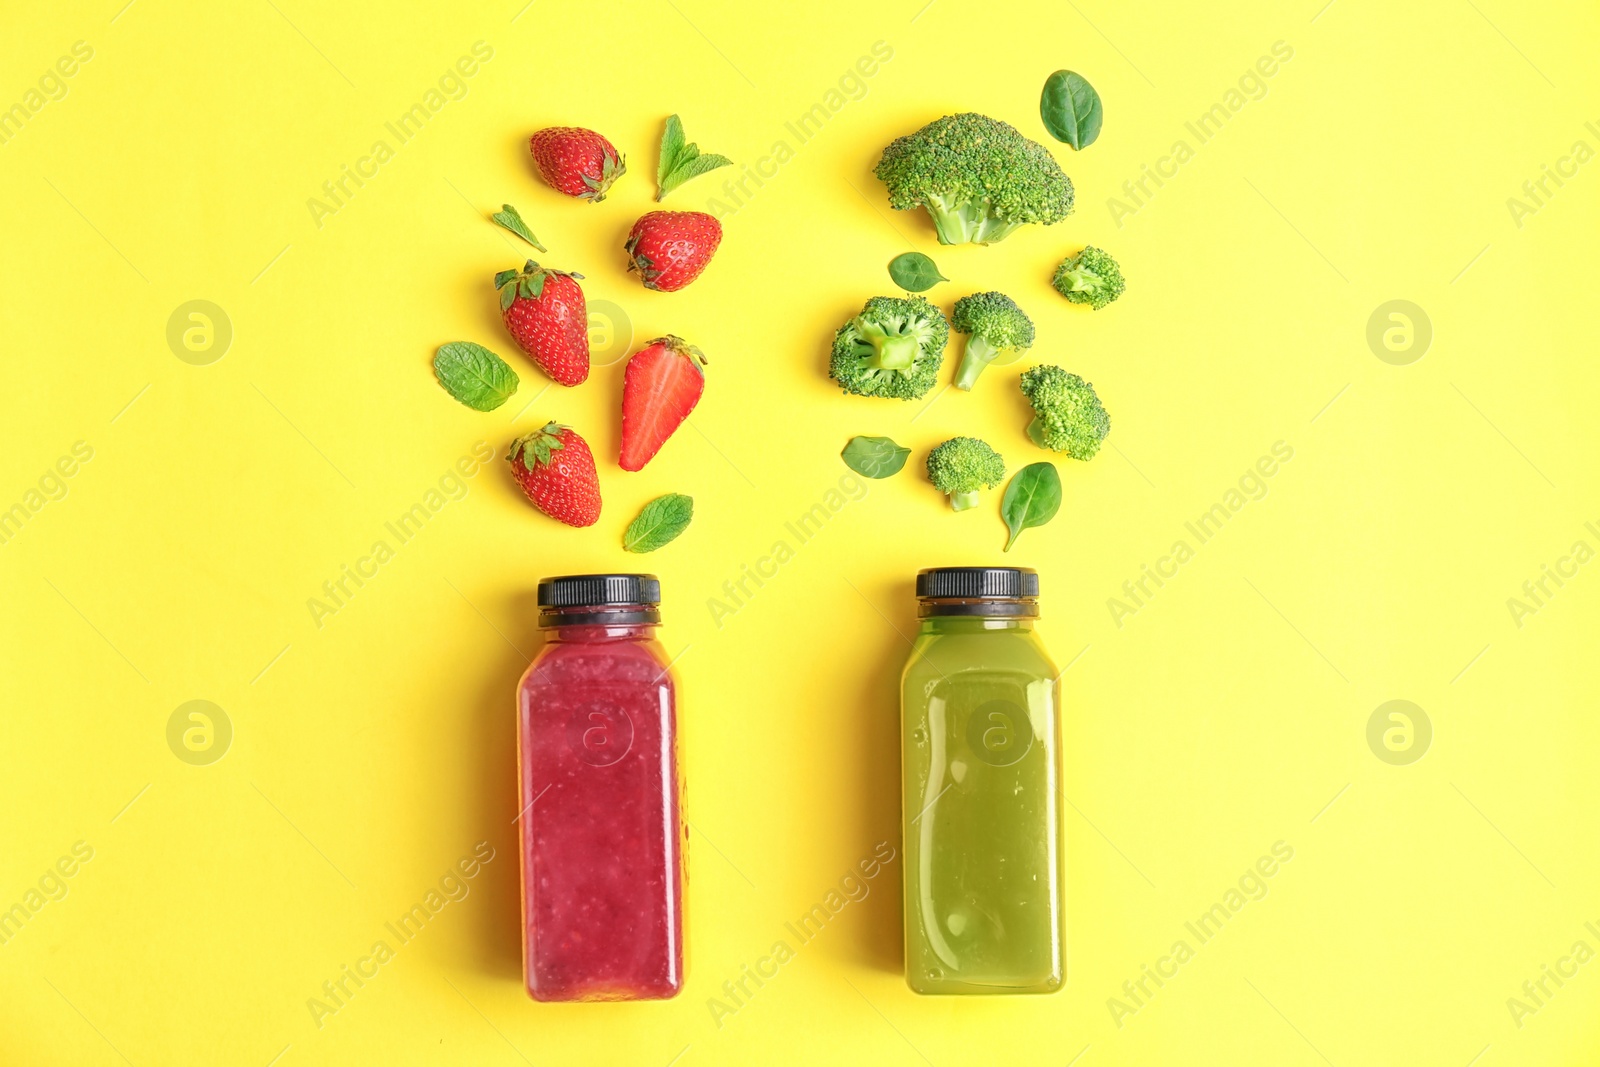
829,294,949,400
1052,246,1125,310
875,113,1075,246
1019,365,1109,459
926,437,1005,511
950,292,1035,391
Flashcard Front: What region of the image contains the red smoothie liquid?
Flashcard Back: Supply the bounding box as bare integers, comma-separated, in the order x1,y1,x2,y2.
517,614,683,1001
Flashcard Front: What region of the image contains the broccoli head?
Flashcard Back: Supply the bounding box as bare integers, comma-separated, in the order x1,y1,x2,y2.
1019,365,1109,460
829,294,949,400
1052,246,1125,310
926,437,1005,511
875,113,1075,246
950,291,1035,391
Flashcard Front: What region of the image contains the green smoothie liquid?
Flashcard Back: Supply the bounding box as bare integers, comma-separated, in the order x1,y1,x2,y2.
902,613,1063,995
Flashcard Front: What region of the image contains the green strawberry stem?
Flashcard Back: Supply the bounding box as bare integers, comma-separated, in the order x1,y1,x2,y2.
651,334,709,367
495,261,584,310
508,421,566,468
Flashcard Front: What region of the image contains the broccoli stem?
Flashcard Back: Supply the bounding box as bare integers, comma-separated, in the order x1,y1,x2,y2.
926,201,1022,245
866,332,919,371
1026,416,1051,449
972,216,1024,245
954,336,998,391
925,195,982,244
1060,267,1101,294
949,489,980,511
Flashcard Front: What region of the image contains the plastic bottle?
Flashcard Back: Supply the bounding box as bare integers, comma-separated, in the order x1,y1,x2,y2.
901,566,1064,994
517,573,684,1001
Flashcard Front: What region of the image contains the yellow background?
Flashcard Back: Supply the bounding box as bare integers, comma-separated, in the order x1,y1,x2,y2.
4,0,1599,1063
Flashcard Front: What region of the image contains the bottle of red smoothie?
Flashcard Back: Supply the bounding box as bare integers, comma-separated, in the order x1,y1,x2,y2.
517,574,684,1001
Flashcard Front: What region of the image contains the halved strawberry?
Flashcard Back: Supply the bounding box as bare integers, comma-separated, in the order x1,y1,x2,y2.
619,336,708,472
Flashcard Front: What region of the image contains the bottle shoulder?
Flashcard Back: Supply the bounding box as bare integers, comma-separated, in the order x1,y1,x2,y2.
522,636,674,690
904,627,1059,682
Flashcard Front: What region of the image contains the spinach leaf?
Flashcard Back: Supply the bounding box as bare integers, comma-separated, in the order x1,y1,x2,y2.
841,436,912,478
1040,70,1103,150
1001,462,1062,550
888,251,948,292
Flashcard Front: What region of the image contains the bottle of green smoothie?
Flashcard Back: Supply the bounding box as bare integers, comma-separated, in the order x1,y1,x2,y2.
901,567,1064,995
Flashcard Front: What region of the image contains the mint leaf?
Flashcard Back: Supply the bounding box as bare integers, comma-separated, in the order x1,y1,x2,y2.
492,203,545,250
841,436,911,478
658,114,689,187
623,493,693,552
656,114,732,200
433,342,519,411
671,153,732,185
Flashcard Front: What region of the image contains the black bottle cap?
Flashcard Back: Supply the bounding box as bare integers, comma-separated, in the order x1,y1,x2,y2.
537,574,660,625
916,567,1039,599
915,567,1039,617
538,573,660,608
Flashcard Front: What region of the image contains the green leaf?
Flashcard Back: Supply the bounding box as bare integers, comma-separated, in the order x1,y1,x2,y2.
624,493,694,553
656,114,732,200
1000,462,1062,550
841,436,912,478
658,114,689,186
492,204,546,250
1040,70,1103,150
433,342,519,411
887,252,948,292
670,153,733,186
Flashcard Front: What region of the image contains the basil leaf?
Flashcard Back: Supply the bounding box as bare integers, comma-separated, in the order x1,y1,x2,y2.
841,436,911,478
491,203,546,250
888,252,948,292
432,342,519,411
1000,462,1062,550
624,493,693,553
1040,70,1103,150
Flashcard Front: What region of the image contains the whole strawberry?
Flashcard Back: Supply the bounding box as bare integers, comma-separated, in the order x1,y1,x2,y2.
625,211,722,292
529,126,625,202
620,336,707,471
496,260,589,386
507,422,601,527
